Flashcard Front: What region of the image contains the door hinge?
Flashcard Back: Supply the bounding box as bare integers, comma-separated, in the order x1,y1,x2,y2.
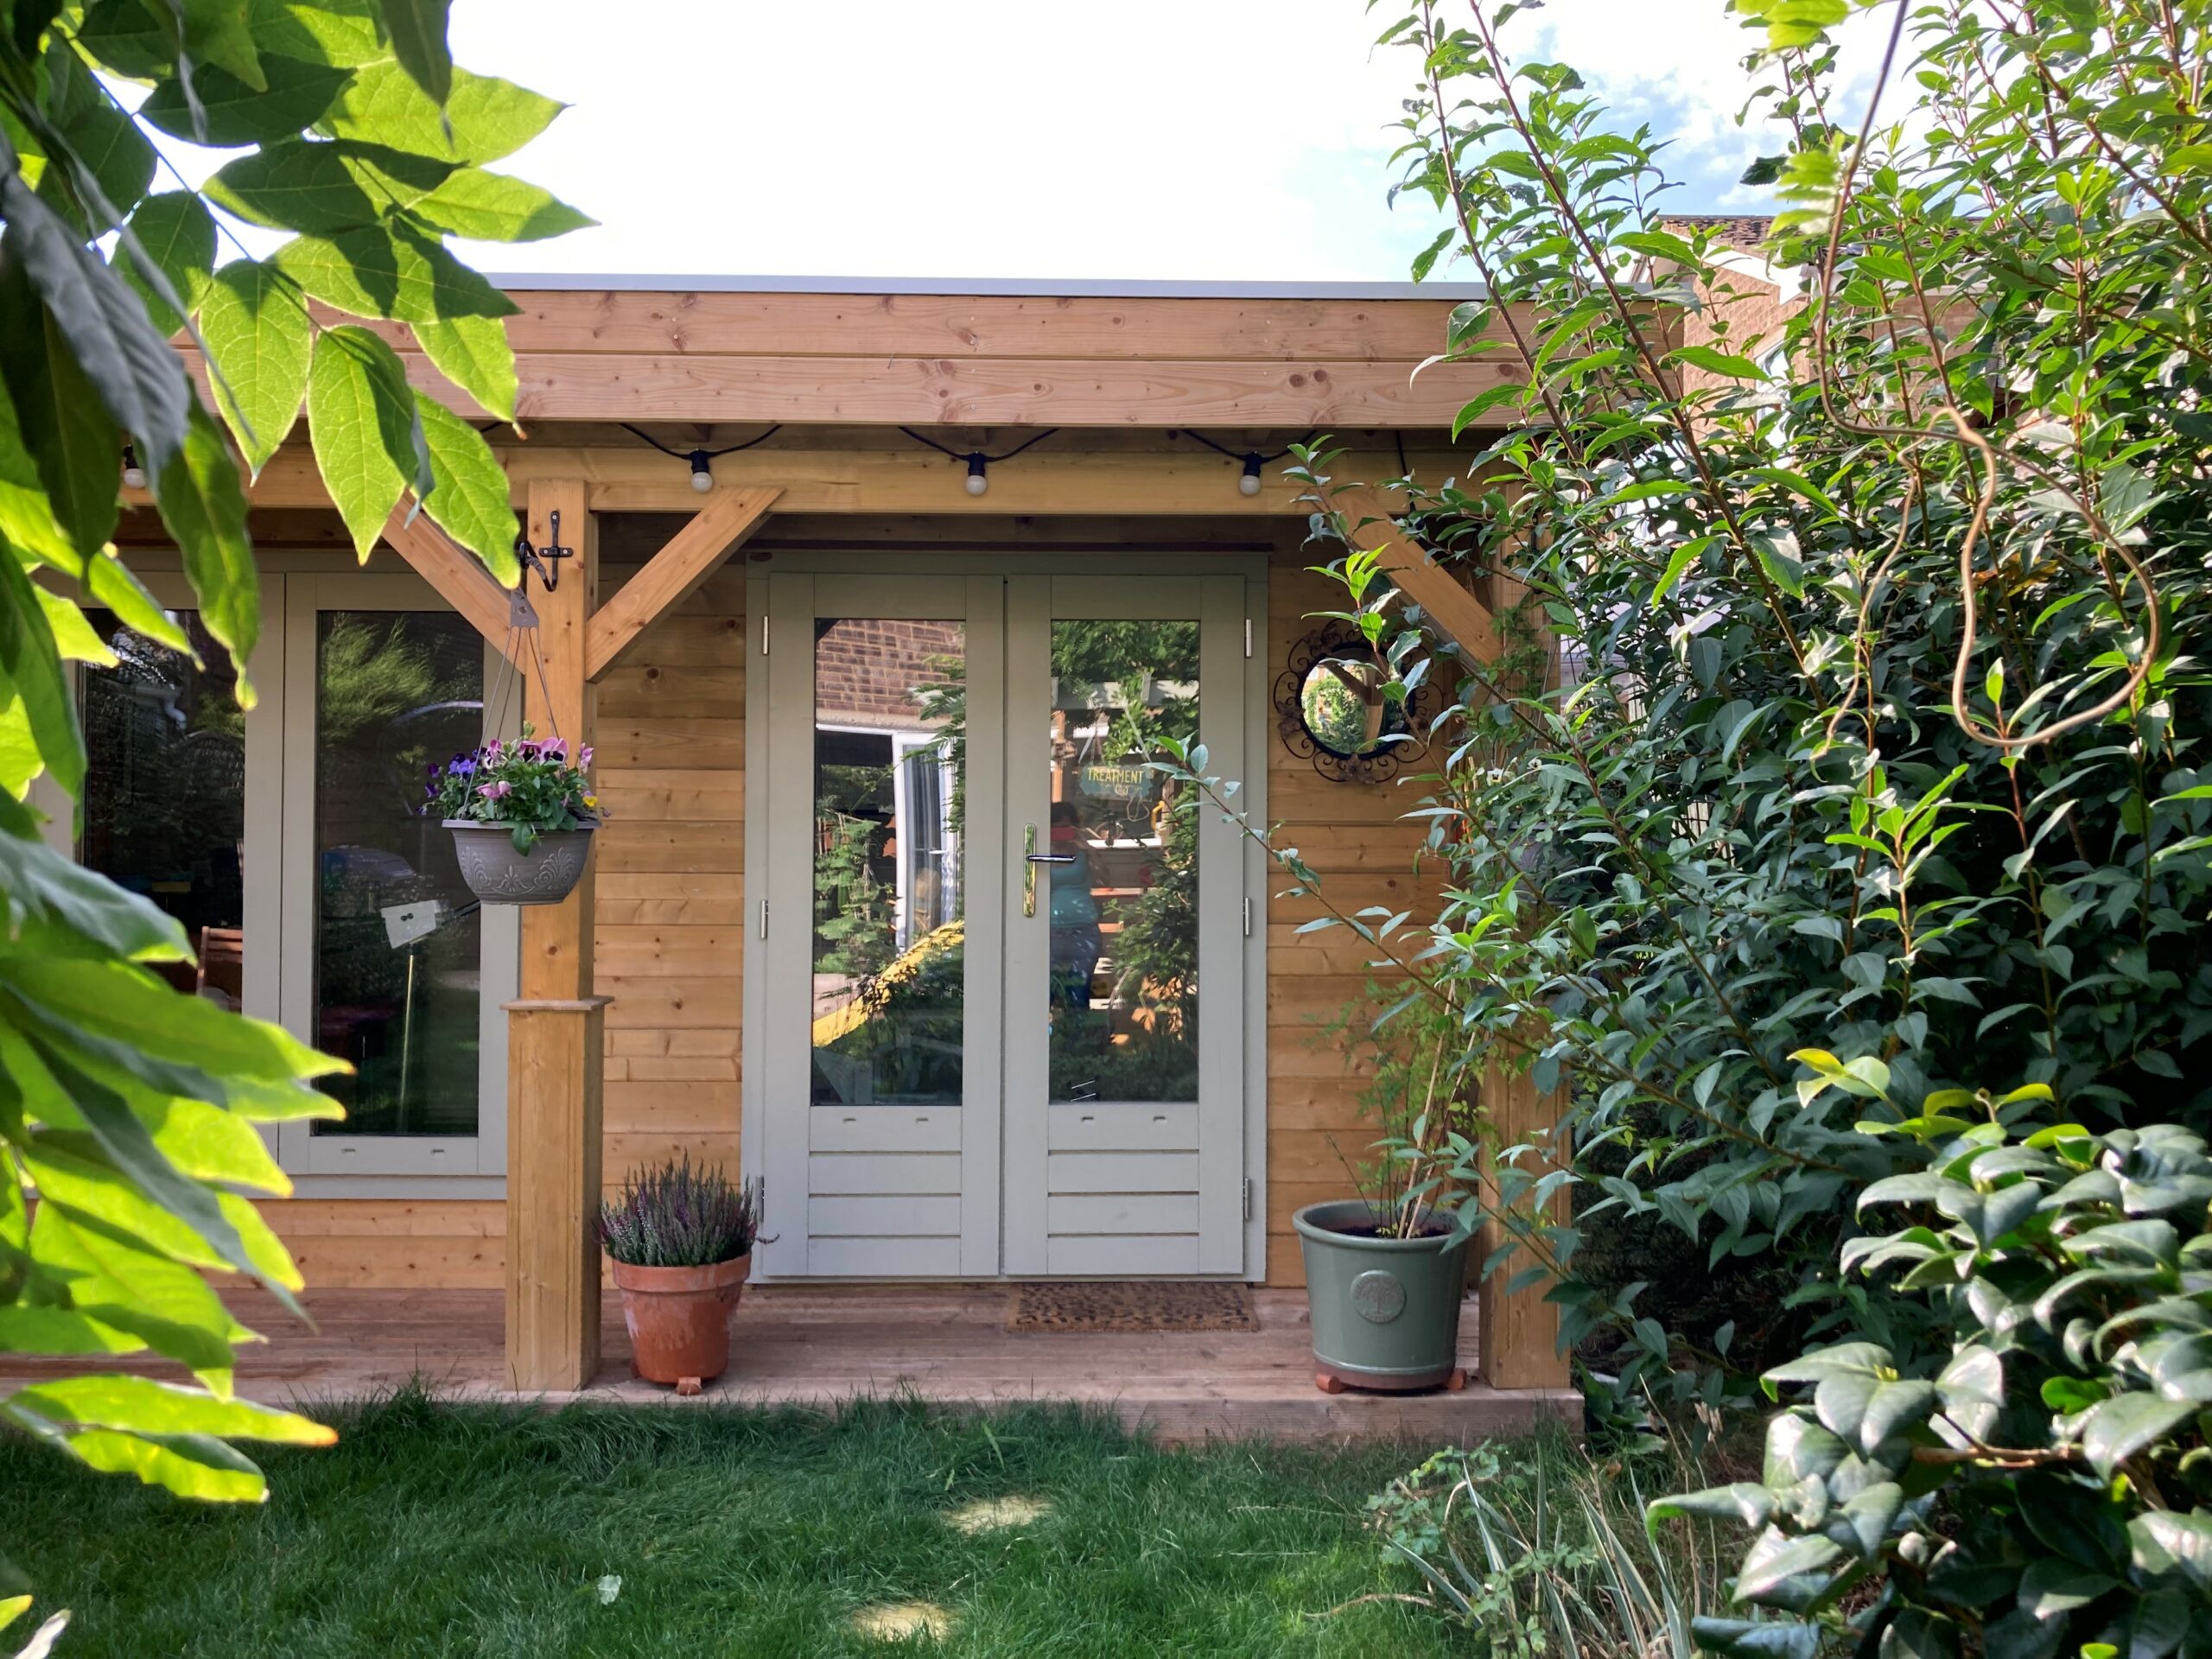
1242,895,1252,938
759,898,768,939
1242,1177,1253,1221
760,613,771,655
1243,617,1253,658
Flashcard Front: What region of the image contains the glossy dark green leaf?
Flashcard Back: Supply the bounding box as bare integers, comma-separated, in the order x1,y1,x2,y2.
175,0,264,90
2078,1392,2195,1478
0,340,82,567
1688,1618,1820,1659
199,259,312,474
140,55,354,147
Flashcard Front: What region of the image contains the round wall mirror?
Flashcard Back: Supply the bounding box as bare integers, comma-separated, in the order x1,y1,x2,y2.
1273,621,1441,785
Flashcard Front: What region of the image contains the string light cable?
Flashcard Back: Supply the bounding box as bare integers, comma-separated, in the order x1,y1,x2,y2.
894,426,1061,496
620,423,785,493
1171,429,1318,495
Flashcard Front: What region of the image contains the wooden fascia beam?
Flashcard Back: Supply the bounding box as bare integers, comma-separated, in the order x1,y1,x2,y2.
583,486,779,681
1328,486,1498,660
379,509,522,662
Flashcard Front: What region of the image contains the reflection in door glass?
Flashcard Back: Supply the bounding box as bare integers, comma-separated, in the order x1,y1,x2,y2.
81,610,246,1007
312,613,485,1137
1048,620,1198,1103
811,619,966,1105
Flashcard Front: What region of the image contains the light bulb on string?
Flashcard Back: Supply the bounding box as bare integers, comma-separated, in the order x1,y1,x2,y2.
1239,454,1263,497
121,444,145,492
965,454,988,497
689,450,713,493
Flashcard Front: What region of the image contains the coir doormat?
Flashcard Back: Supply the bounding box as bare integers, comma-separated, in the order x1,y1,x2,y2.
1007,1281,1258,1333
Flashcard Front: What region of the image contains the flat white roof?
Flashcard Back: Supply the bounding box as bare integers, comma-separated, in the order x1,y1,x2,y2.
483,273,1487,301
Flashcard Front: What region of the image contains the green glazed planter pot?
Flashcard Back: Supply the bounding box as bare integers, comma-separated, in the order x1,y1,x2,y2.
1294,1199,1472,1393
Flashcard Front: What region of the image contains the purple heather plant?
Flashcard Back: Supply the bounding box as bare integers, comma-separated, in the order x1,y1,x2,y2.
425,722,601,853
598,1154,762,1268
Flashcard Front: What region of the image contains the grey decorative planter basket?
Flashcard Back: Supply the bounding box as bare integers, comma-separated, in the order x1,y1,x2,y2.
445,819,596,906
1294,1199,1473,1394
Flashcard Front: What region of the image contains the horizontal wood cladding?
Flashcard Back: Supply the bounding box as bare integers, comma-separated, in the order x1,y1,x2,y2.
370,291,1491,362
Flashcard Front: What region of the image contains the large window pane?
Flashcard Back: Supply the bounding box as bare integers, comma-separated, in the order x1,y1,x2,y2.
1046,620,1199,1103
311,612,485,1137
81,610,245,1005
810,617,965,1105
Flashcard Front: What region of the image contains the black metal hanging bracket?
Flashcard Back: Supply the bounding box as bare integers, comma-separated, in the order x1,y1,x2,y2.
513,507,575,593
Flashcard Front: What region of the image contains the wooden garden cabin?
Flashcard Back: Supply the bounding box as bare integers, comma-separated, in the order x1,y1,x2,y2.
73,276,1578,1427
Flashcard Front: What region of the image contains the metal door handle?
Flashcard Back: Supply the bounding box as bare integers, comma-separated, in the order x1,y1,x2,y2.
1022,825,1075,917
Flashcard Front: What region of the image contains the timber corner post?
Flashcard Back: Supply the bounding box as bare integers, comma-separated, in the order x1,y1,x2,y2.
506,478,606,1391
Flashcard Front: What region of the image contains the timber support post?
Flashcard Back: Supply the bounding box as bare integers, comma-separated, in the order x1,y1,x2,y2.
505,478,604,1391
1476,1055,1573,1391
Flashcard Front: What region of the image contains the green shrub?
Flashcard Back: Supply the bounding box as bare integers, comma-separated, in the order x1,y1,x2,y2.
1656,1069,2212,1655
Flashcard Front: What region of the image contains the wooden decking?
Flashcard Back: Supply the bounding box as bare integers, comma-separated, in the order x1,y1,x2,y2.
8,1286,1577,1446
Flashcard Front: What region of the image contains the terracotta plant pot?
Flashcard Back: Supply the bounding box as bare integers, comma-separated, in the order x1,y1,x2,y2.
445,819,596,906
609,1254,750,1394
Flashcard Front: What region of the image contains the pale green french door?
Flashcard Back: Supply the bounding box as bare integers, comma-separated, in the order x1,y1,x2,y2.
748,569,1249,1279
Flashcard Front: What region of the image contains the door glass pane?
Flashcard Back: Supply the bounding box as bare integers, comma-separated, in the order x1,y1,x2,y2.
81,610,246,1006
1046,620,1199,1103
311,612,485,1137
811,618,966,1105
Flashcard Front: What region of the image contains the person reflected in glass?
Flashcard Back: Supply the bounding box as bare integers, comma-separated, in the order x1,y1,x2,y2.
1047,801,1102,1014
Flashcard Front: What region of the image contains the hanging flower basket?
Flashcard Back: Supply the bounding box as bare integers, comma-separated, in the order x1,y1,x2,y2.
425,726,603,907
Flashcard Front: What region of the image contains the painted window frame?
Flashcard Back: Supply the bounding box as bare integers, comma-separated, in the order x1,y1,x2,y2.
275,572,518,1180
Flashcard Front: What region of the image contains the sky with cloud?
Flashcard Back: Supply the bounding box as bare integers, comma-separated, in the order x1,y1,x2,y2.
168,1,1904,283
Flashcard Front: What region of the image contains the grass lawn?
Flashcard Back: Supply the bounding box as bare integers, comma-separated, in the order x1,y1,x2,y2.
3,1388,1472,1657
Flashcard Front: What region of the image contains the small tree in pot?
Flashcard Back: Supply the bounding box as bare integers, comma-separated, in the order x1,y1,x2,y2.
600,1155,763,1395
426,726,601,905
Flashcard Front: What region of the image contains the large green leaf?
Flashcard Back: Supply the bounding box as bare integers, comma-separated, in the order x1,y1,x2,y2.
27,1203,246,1382
0,1306,144,1357
2080,1392,2196,1478
140,55,354,147
199,259,312,474
415,392,518,582
308,323,429,557
413,314,515,422
7,1034,256,1281
0,169,190,472
0,353,80,568
149,402,258,687
175,0,264,90
79,552,192,654
73,0,174,77
52,1427,267,1501
0,826,189,961
3,953,340,1084
273,223,518,321
409,167,593,242
243,0,385,67
116,192,218,338
379,0,453,107
318,62,563,163
37,44,155,234
206,137,454,234
0,529,83,798
10,1376,332,1444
